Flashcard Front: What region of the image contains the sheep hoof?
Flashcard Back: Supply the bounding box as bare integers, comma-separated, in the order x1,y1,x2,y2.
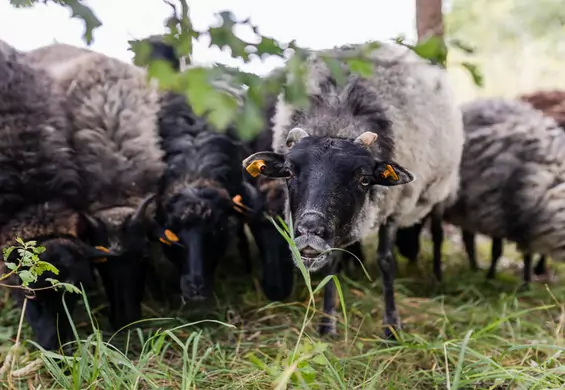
383,324,401,341
318,318,337,336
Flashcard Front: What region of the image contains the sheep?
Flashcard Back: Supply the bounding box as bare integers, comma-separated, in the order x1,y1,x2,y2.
154,89,257,302
242,41,465,337
25,43,166,330
396,98,557,285
0,40,112,350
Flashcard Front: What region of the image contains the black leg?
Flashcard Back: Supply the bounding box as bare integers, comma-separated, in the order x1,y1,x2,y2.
237,221,252,274
486,238,503,279
377,218,400,340
395,221,425,263
319,257,339,336
534,255,547,276
462,229,478,271
521,253,532,290
430,205,444,282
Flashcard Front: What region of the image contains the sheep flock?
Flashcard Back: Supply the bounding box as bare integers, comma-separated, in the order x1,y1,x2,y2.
1,35,565,351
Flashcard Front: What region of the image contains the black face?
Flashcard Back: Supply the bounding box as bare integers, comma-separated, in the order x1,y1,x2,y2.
82,211,152,331
242,131,414,272
157,187,234,301
8,238,108,351
244,180,294,301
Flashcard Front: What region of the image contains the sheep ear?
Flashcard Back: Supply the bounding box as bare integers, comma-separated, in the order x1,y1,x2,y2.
372,161,414,186
242,151,289,178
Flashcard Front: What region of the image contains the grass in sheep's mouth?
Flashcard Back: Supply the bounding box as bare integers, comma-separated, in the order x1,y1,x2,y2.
1,227,565,389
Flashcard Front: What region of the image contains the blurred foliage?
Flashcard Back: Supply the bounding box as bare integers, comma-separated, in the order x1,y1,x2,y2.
447,0,565,48
10,0,483,140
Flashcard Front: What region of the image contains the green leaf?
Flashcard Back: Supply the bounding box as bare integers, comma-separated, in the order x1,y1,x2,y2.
5,262,17,271
54,282,81,294
34,260,59,276
183,67,216,116
55,0,102,45
411,36,448,66
235,99,264,141
207,92,239,131
345,58,373,78
18,270,35,286
147,59,180,90
9,0,35,7
449,39,475,54
255,36,285,58
3,247,15,261
208,11,250,61
322,57,347,86
45,278,59,286
461,62,484,87
15,237,25,246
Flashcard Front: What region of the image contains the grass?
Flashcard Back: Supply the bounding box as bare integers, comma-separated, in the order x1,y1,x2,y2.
0,225,565,389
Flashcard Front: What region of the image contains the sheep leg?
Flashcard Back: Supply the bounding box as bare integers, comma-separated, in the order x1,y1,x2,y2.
462,230,479,270
318,257,339,336
520,253,532,290
486,238,503,279
533,255,547,276
430,205,444,282
377,218,401,340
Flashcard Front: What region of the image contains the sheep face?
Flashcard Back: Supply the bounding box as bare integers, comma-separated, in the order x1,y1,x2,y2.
157,184,234,301
82,195,155,330
7,237,114,351
243,130,414,272
244,179,294,301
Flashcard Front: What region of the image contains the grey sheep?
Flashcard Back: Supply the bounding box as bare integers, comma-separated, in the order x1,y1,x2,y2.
25,43,166,330
243,41,465,337
0,40,111,350
445,98,561,285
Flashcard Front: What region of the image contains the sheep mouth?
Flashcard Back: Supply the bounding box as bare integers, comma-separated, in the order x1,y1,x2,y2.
294,235,332,272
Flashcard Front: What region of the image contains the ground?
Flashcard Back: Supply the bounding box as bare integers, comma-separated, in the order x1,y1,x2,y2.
0,226,564,389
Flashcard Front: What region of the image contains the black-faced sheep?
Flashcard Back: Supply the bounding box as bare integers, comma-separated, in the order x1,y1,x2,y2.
155,90,255,301
0,40,111,350
25,43,166,330
242,41,465,337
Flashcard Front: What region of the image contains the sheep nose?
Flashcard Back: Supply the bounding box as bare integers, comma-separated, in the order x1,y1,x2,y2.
296,213,329,239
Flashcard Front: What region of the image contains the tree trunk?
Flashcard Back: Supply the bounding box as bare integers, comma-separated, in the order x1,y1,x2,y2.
416,0,444,42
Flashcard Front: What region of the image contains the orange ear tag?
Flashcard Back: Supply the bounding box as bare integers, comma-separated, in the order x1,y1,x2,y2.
159,237,172,246
164,229,179,242
381,164,399,181
92,257,108,264
232,194,251,214
95,246,110,253
246,160,266,178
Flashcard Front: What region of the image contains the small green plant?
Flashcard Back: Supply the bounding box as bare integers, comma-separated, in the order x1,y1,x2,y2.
0,238,81,388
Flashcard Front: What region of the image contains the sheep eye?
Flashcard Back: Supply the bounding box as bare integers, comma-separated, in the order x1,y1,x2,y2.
359,176,371,187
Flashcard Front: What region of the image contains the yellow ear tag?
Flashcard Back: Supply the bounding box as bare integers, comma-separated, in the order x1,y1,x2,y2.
246,160,266,178
95,246,110,253
164,229,179,242
381,164,399,181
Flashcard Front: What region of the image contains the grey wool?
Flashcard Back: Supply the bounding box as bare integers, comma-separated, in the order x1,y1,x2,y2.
272,41,465,242
0,39,83,239
444,97,565,258
26,43,166,251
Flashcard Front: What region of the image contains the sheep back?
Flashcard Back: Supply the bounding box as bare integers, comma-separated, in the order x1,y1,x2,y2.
272,41,464,235
35,48,166,213
445,97,565,256
0,40,82,231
